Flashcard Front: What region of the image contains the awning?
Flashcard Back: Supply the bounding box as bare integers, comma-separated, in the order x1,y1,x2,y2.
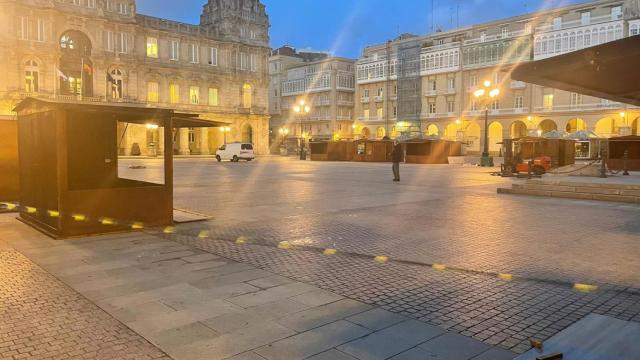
13,97,229,128
512,36,640,106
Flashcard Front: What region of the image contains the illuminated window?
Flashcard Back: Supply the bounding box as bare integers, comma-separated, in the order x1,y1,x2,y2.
208,88,218,106
169,83,180,104
188,128,195,143
190,86,200,105
543,94,554,110
363,109,370,119
377,107,383,119
242,83,252,108
146,37,158,58
147,81,159,102
25,60,39,93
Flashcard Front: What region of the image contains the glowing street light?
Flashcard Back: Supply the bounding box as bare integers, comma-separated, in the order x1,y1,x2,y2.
474,79,500,167
293,99,310,160
278,127,289,147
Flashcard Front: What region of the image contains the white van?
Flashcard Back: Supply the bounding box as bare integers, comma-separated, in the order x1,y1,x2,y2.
216,143,255,162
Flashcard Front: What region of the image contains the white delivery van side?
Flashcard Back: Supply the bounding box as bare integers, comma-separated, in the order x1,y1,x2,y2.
215,143,255,162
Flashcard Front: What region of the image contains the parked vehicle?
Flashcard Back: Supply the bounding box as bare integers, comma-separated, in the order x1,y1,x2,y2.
216,143,255,162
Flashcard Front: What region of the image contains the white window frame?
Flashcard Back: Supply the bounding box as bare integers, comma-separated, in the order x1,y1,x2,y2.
106,31,114,52
19,16,29,40
36,19,45,42
87,0,96,8
190,86,200,105
170,40,179,61
190,44,199,64
514,96,524,109
208,47,217,66
117,32,128,54
208,87,218,106
119,2,128,15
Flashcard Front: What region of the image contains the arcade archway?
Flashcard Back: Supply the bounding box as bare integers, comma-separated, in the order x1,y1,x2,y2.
566,118,587,133
538,119,558,134
511,120,527,139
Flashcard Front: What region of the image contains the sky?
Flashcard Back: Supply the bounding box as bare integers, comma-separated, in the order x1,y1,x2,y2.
136,0,589,58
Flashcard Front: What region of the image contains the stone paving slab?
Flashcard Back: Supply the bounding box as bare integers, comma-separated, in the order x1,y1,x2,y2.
337,320,445,360
1,215,518,360
0,249,169,360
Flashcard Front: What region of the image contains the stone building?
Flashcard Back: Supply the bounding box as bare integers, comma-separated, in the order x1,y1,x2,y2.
354,0,640,154
269,46,355,149
0,0,270,155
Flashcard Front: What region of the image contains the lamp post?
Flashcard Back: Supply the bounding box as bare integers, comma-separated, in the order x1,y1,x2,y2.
219,126,231,144
474,80,500,167
293,100,310,160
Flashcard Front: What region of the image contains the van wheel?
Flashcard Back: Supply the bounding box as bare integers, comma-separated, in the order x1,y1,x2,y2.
232,155,239,162
533,165,545,175
216,155,221,162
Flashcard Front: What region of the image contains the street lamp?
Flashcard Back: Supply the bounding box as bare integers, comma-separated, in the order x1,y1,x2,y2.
474,80,500,167
278,127,289,146
293,99,310,160
219,126,231,144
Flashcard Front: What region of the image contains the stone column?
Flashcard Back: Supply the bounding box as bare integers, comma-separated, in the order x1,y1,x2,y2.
178,128,190,155
199,128,210,155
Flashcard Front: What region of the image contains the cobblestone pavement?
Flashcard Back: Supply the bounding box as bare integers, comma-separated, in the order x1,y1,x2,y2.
121,157,640,353
0,249,170,360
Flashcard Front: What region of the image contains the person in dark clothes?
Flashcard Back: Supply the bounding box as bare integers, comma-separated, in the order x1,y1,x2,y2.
391,141,402,182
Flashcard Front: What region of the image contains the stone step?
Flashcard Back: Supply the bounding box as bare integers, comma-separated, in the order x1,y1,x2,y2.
498,186,640,204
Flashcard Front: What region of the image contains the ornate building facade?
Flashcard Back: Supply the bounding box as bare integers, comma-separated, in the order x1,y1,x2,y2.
269,46,355,150
353,0,640,154
0,0,270,155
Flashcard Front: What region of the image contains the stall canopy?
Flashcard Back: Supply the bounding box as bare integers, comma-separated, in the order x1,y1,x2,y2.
512,36,640,106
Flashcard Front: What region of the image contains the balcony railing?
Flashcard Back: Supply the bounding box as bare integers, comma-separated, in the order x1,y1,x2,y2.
510,81,527,89
361,97,370,103
337,115,352,120
357,116,383,122
313,99,331,106
337,100,354,106
535,14,622,33
462,107,529,116
534,102,623,112
424,90,438,97
463,29,529,46
374,95,384,102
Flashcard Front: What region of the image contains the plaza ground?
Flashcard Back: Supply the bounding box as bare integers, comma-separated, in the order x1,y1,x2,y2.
1,157,639,359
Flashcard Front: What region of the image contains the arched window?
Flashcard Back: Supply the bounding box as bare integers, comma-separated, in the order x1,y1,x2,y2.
25,60,39,93
242,83,252,108
108,68,123,99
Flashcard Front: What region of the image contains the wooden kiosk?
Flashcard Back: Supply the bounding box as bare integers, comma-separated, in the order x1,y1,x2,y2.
0,118,19,202
13,98,218,238
403,140,462,164
608,135,640,171
352,140,394,162
309,141,354,161
512,137,575,168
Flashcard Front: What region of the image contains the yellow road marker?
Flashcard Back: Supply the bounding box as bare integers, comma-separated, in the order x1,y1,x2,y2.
236,236,248,244
2,203,17,210
72,214,87,221
198,230,210,239
498,273,513,281
432,264,446,271
163,226,176,234
278,241,291,250
574,283,598,293
99,217,116,225
323,248,337,255
131,222,144,230
47,210,60,218
374,256,389,264
25,206,37,214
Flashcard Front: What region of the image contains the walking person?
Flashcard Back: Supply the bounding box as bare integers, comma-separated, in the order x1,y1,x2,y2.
391,140,402,182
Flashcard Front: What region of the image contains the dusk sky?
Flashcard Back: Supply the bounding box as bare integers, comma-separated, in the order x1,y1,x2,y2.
137,0,589,58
